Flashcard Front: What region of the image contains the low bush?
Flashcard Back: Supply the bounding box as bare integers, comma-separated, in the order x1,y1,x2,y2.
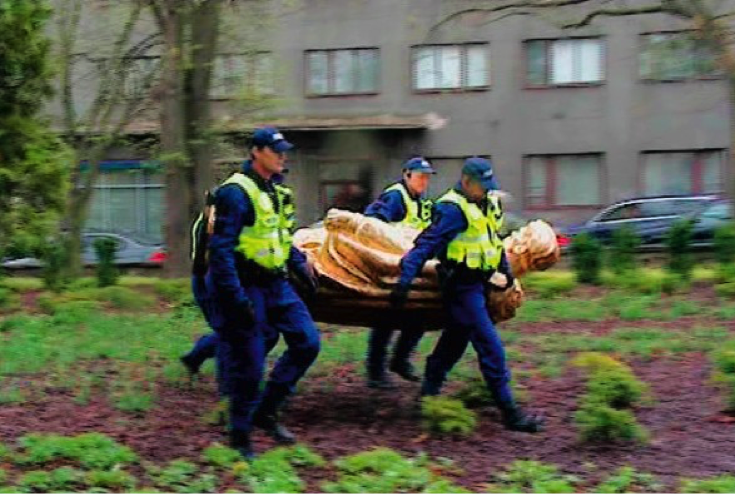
714,225,735,266
484,460,578,493
680,475,735,493
421,396,477,437
608,226,640,276
666,220,694,280
572,353,649,443
94,237,119,287
575,401,649,443
570,233,602,285
711,341,735,411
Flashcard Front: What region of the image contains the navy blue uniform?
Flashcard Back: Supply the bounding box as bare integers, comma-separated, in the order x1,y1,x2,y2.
398,183,514,405
182,167,290,398
207,163,320,434
364,183,425,381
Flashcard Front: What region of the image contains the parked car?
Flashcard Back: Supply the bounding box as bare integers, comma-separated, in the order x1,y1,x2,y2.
636,199,734,250
562,195,719,247
2,232,166,269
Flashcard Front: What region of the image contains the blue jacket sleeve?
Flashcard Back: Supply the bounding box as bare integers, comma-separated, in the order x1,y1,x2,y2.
287,245,308,273
364,190,406,223
498,250,513,277
398,202,467,287
208,184,254,307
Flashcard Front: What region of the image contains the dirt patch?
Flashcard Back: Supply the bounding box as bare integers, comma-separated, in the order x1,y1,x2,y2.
1,348,734,491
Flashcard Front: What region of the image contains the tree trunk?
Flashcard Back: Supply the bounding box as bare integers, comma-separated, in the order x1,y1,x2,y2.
64,190,87,277
63,146,108,278
160,4,192,278
187,0,221,211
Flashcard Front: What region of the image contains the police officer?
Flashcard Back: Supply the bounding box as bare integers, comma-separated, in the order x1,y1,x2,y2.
181,171,295,400
363,157,435,388
207,127,320,459
391,157,544,433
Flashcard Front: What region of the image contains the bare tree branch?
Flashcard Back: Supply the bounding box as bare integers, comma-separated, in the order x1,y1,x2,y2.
84,3,143,131
562,4,667,28
430,0,597,34
57,0,83,145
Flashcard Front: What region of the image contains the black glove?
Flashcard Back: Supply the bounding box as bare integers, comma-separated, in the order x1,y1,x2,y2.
390,285,410,310
503,271,515,290
291,261,319,298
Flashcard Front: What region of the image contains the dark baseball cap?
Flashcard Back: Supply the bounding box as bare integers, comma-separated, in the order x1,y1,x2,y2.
403,157,436,174
462,157,499,191
251,127,294,153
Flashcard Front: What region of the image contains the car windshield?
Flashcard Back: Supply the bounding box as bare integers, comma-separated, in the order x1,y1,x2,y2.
598,204,641,221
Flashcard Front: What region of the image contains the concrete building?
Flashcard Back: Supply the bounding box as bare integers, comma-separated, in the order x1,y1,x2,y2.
56,0,733,238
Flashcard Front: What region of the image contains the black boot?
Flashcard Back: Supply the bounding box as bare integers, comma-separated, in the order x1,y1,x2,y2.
390,330,423,382
252,384,296,444
180,354,200,376
367,372,397,389
366,328,395,389
499,403,545,433
230,429,255,460
420,379,441,397
389,360,420,382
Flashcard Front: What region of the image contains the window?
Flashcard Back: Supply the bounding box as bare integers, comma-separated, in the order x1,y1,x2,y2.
96,57,160,99
642,151,723,196
702,202,733,220
599,203,642,222
412,44,489,91
85,163,164,242
640,32,720,81
306,48,379,96
525,154,603,207
318,160,373,212
123,57,159,99
526,38,604,86
211,52,274,99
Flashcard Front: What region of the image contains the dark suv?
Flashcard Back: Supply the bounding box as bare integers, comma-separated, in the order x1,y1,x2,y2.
563,195,718,246
637,199,733,249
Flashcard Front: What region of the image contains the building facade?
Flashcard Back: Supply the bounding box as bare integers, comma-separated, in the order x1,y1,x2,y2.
58,0,733,238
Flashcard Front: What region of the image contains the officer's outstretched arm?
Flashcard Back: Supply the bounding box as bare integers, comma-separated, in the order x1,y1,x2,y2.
397,203,466,288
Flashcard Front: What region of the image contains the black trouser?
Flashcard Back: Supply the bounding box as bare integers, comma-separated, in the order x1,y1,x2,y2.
366,326,424,378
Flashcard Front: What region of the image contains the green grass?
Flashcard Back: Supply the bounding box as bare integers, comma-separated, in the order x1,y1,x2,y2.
513,299,609,323
0,277,43,293
0,432,730,493
0,305,207,406
522,271,578,298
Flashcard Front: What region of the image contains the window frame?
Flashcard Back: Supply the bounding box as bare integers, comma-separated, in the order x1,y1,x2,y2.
410,42,491,94
639,149,725,196
523,153,606,210
315,156,375,212
84,162,164,240
94,55,161,100
209,51,275,100
523,37,606,89
639,30,724,83
304,47,381,98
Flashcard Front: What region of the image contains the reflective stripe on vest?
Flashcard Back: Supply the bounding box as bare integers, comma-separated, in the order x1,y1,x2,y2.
438,189,503,271
384,182,433,230
221,173,289,270
487,194,504,233
276,183,296,249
